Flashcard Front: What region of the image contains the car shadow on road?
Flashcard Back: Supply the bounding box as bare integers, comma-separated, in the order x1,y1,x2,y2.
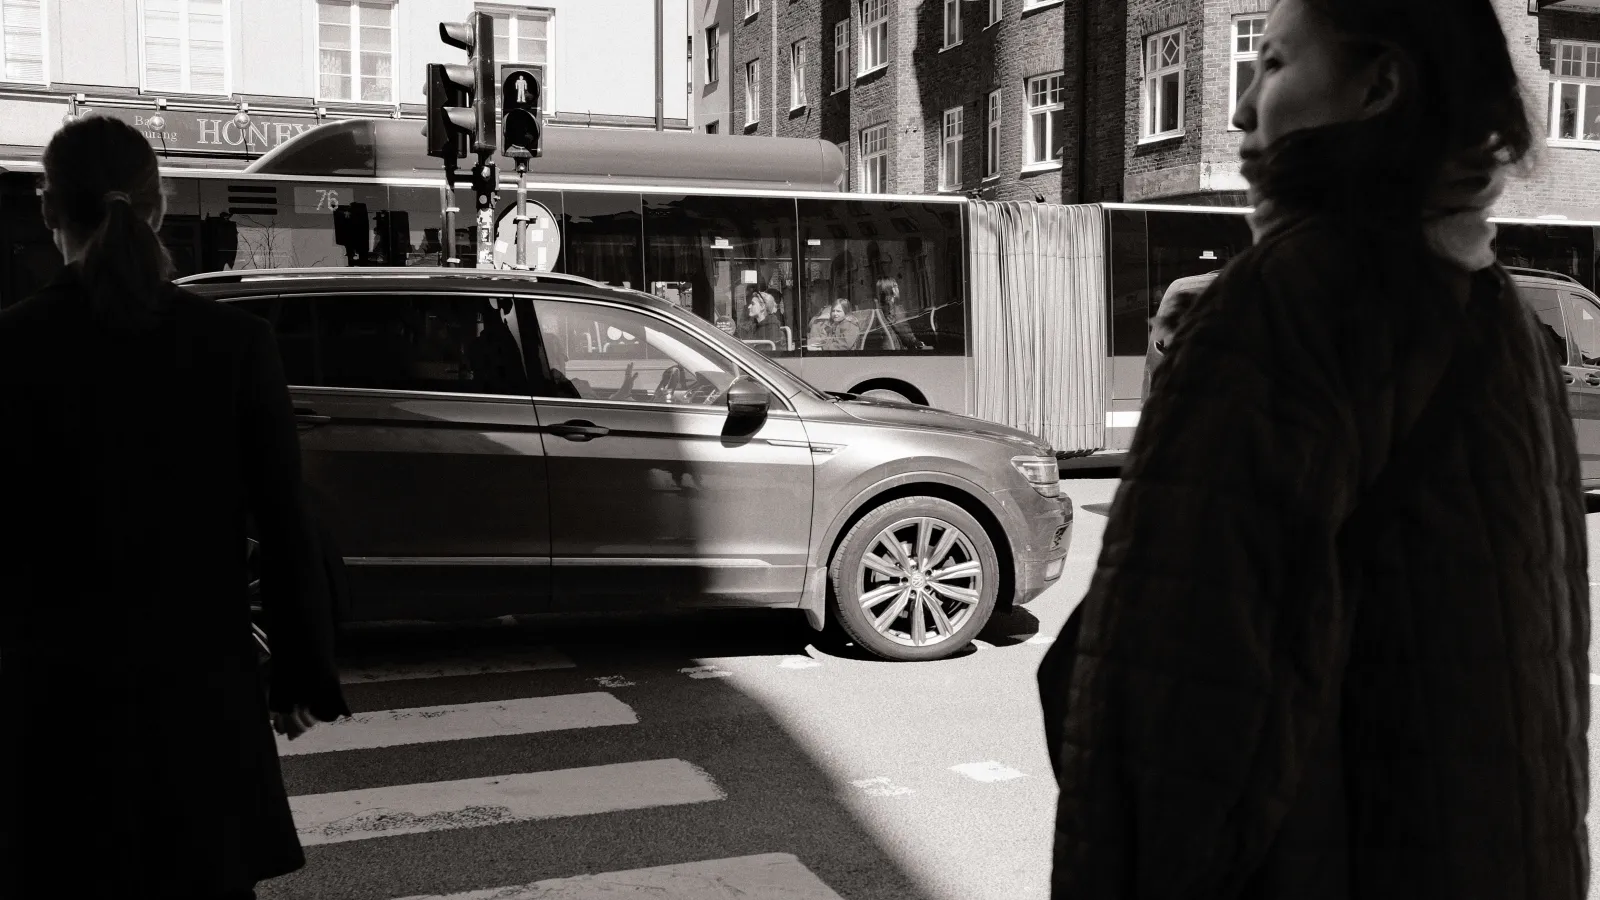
266,613,965,900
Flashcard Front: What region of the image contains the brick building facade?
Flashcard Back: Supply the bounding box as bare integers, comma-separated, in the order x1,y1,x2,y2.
1119,0,1600,219
723,0,1124,203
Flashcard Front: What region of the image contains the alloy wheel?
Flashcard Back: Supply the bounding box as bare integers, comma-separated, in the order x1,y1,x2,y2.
855,516,983,648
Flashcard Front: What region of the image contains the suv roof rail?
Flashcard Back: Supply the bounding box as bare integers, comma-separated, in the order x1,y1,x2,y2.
173,267,604,287
1504,266,1582,286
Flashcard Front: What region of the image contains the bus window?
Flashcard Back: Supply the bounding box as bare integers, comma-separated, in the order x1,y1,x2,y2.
561,191,643,290
1494,224,1598,294
642,193,797,352
1106,208,1151,358
796,199,963,355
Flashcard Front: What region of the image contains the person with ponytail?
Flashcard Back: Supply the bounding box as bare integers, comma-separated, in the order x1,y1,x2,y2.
0,116,349,898
1039,1,1587,898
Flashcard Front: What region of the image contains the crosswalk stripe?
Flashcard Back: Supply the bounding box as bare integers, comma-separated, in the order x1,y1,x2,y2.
389,852,845,900
338,648,576,685
277,693,637,757
1590,673,1599,686
291,759,725,846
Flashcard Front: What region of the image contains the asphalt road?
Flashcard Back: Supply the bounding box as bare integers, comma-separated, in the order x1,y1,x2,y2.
252,475,1600,899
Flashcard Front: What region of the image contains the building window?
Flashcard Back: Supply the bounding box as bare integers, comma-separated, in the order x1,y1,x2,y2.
834,20,850,92
745,59,760,125
2,0,45,84
1025,72,1064,166
317,0,395,103
1551,40,1600,143
705,25,718,83
943,0,961,48
790,39,808,108
860,123,889,193
985,89,1001,177
1229,15,1264,127
860,0,888,73
141,0,226,94
1142,27,1185,140
482,5,552,108
744,0,759,18
839,140,851,190
706,120,718,134
940,106,964,190
988,0,1000,26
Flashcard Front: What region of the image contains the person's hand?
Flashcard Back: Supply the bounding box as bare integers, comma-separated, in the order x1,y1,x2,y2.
611,362,636,400
271,705,322,740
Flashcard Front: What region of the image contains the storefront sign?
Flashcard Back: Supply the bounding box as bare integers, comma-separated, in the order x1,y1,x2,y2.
87,106,320,156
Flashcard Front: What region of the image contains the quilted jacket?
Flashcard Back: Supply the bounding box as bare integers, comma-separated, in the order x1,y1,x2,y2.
1038,212,1590,899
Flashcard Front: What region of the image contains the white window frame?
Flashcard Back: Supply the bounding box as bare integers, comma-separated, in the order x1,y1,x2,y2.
1142,27,1185,141
0,0,47,85
480,4,554,112
860,123,889,194
745,59,760,125
705,25,719,84
1024,72,1064,169
1228,15,1264,130
313,0,398,105
138,0,230,96
1022,0,1061,8
744,0,759,19
1549,40,1600,147
940,106,964,190
789,39,807,109
988,0,1001,27
942,0,961,49
833,19,850,92
859,0,888,75
985,89,1001,178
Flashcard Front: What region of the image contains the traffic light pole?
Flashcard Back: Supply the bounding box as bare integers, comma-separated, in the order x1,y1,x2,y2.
440,176,461,267
472,157,498,269
513,161,530,270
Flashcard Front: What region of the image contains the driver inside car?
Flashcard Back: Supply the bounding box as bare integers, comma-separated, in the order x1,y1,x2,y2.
541,320,637,401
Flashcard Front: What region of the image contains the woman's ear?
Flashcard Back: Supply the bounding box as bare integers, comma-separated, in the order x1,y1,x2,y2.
40,188,58,231
1358,49,1406,119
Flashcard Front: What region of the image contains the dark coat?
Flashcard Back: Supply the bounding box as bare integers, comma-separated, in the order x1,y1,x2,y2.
0,269,349,896
1039,215,1590,899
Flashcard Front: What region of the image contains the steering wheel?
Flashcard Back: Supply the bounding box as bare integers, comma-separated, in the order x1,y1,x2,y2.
652,365,727,405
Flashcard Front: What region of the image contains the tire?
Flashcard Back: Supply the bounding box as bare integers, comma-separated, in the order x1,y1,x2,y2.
828,496,1000,661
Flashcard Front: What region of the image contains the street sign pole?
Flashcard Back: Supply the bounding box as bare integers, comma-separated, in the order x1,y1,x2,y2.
514,162,530,270
440,179,460,267
472,158,498,269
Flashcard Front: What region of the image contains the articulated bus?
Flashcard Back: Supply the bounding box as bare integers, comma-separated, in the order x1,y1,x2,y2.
3,116,1598,455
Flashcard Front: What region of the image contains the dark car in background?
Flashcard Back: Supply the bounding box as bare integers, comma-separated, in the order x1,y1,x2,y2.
180,268,1072,662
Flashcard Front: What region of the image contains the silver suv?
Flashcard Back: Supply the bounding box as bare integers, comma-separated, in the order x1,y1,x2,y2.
179,268,1073,662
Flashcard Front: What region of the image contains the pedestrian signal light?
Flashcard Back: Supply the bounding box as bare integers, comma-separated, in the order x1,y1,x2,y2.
501,69,542,161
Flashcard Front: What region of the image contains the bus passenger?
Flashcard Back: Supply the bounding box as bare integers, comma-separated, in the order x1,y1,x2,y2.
874,277,927,350
1039,2,1588,899
808,299,862,351
739,291,785,347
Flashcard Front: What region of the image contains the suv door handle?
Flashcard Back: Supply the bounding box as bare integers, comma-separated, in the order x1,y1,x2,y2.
1563,370,1577,384
294,408,331,427
1587,373,1600,387
548,420,610,441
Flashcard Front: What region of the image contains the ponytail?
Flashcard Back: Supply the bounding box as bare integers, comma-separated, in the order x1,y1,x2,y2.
78,192,174,329
42,116,174,330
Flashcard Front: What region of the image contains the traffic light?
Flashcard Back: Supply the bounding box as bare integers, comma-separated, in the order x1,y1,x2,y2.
438,13,497,156
425,63,470,164
501,69,542,161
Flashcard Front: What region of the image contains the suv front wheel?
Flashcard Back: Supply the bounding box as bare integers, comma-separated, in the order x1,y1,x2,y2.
828,496,999,661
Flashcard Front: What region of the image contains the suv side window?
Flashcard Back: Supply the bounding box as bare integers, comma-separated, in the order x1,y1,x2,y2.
1562,290,1600,368
1522,286,1573,368
531,298,744,406
314,294,529,395
228,296,319,386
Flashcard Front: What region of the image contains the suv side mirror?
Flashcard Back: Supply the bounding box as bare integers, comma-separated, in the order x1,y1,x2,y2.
726,377,770,419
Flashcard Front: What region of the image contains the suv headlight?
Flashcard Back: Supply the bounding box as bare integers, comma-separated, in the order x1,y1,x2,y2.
1010,455,1061,499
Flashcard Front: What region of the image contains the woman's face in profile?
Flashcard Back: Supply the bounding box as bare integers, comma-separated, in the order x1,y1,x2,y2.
1233,0,1375,169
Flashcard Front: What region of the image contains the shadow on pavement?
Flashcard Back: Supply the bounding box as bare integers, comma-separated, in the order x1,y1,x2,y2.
264,611,950,900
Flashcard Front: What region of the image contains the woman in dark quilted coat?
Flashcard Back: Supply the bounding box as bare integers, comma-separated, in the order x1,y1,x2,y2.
1038,1,1590,898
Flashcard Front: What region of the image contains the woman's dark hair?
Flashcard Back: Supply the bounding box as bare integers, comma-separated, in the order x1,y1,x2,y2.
1300,0,1533,172
42,115,173,328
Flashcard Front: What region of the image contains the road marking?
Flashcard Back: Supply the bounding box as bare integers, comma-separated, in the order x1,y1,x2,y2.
970,639,993,651
277,693,636,757
951,761,1027,783
339,648,575,684
1019,634,1054,646
1591,673,1599,686
591,675,636,689
389,853,845,899
680,664,733,679
850,776,914,798
291,759,724,846
778,656,822,669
